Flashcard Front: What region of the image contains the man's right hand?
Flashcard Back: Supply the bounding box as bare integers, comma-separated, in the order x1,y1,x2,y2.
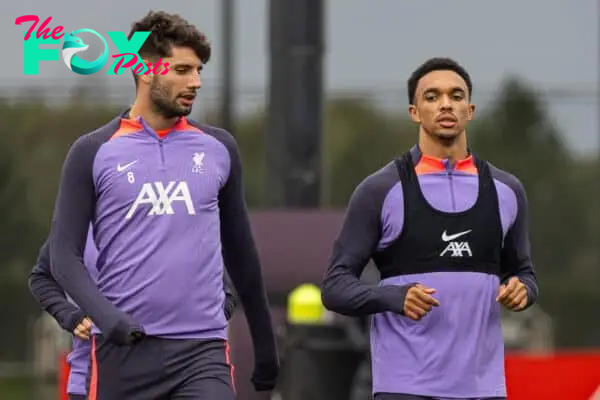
403,284,440,320
73,317,93,340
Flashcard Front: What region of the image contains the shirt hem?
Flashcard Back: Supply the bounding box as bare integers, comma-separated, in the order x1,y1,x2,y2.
92,326,227,339
143,327,227,340
372,387,507,398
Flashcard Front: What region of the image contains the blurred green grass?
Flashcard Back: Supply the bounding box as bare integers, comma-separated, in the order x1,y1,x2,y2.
0,377,30,399
0,377,54,400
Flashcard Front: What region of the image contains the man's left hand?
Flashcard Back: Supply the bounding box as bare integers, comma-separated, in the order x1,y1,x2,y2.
496,277,528,311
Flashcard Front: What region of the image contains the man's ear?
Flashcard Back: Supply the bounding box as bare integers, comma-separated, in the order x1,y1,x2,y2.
467,103,476,121
408,104,421,123
136,59,153,84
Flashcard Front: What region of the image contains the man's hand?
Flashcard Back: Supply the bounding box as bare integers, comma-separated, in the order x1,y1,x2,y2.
403,284,440,321
73,317,93,340
496,276,528,311
251,356,280,391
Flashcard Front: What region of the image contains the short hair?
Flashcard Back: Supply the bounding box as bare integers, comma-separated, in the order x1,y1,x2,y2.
407,57,472,105
128,11,211,81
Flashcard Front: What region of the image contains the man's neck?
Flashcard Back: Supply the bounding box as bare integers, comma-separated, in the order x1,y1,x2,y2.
418,128,469,163
129,101,178,132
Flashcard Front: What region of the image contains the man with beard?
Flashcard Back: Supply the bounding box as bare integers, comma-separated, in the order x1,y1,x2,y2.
48,11,278,400
321,58,539,400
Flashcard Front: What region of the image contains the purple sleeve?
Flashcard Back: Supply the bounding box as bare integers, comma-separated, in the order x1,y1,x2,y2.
49,132,142,344
207,127,279,391
321,165,412,316
27,239,85,331
499,175,539,309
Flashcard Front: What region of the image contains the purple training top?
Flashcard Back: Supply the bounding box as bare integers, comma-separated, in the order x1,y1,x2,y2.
321,146,538,399
28,224,239,395
47,113,277,388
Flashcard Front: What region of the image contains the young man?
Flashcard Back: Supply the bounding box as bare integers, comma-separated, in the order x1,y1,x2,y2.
47,11,278,399
321,57,539,400
28,227,238,400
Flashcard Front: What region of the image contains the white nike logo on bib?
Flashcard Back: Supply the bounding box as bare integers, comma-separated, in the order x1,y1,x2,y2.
441,229,472,242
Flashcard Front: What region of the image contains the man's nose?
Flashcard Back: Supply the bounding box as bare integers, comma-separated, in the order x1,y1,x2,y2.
189,73,202,89
439,95,453,110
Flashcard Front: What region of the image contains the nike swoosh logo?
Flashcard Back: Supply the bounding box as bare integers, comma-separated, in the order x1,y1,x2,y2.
116,160,138,172
441,229,472,242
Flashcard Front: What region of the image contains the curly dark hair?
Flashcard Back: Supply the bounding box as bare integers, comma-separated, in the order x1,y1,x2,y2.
128,10,211,65
407,57,472,105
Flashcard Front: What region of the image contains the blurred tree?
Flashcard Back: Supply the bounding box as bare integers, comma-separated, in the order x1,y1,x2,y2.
322,97,414,207
0,130,39,361
0,138,30,267
471,78,577,276
204,98,417,208
4,96,121,232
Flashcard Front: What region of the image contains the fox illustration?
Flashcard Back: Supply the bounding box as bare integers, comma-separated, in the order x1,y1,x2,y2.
62,32,89,70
